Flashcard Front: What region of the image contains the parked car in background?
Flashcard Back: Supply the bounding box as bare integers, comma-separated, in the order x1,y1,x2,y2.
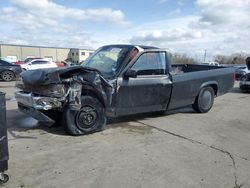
20,59,58,70
14,61,25,65
14,57,43,65
208,61,220,66
0,58,22,81
239,57,250,92
61,61,76,67
55,61,65,67
235,66,250,81
201,62,220,66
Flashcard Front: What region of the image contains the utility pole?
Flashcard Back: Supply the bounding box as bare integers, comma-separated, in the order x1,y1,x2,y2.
204,49,207,63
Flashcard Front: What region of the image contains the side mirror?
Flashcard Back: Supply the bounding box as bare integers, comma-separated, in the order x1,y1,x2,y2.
28,63,32,65
124,69,137,78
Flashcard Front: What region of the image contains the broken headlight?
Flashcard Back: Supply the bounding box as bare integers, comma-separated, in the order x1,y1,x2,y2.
16,79,66,98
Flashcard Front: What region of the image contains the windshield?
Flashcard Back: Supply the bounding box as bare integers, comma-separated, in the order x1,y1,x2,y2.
24,58,32,63
1,57,14,64
83,45,135,77
24,58,39,63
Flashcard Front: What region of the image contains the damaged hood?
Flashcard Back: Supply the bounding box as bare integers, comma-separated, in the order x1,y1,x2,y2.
19,66,114,108
20,66,110,87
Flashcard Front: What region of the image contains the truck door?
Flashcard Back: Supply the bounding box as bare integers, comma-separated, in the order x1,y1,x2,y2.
115,51,172,116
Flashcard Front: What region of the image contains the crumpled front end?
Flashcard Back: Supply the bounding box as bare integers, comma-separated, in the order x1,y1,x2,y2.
15,91,63,110
15,66,113,124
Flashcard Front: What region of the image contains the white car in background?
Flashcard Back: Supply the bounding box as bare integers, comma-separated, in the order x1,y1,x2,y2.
208,61,220,66
20,59,58,70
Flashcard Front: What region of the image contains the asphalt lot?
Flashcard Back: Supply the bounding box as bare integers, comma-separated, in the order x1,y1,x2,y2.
0,81,250,188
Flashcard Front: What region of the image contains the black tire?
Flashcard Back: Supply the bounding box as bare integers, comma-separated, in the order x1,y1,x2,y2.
0,174,9,185
1,70,15,81
193,87,214,113
63,96,106,135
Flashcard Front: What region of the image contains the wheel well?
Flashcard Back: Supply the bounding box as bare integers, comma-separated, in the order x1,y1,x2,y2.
193,84,217,105
81,89,106,108
209,84,218,96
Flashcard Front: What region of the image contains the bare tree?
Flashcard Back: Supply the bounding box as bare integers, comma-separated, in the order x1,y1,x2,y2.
171,54,199,64
214,53,249,65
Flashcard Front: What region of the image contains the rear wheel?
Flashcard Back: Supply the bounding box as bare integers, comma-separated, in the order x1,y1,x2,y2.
63,96,106,135
193,86,214,113
1,70,15,81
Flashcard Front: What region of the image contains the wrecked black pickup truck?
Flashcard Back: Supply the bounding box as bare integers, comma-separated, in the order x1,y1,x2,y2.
15,44,235,135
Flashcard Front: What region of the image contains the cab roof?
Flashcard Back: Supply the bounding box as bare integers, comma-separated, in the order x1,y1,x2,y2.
101,44,159,50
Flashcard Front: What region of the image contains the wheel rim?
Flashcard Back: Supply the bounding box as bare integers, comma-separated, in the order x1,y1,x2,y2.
2,71,14,81
75,106,98,131
200,90,212,110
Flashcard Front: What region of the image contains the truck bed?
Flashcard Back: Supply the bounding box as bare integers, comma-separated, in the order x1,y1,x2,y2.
170,64,225,75
168,64,234,110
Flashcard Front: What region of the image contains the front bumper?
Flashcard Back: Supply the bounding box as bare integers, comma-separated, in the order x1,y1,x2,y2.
18,103,55,125
15,91,62,110
15,91,63,125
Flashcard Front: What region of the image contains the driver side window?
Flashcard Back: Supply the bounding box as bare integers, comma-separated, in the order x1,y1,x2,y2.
131,52,166,76
31,61,40,65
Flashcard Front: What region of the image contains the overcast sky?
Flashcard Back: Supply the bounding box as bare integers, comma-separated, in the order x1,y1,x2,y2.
0,0,250,60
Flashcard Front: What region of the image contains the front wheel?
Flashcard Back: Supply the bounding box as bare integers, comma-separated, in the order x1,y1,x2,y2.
193,86,215,113
63,96,106,135
0,174,9,185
